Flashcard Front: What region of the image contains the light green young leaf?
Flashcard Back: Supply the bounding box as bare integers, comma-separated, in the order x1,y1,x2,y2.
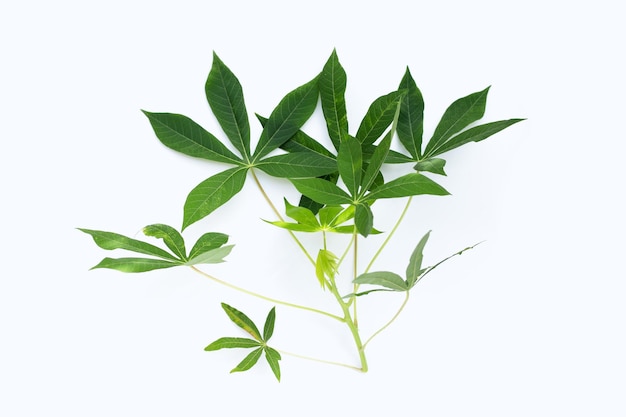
204,337,261,351
230,348,263,374
337,135,362,196
290,178,352,205
397,67,424,159
91,257,179,273
188,232,229,260
185,245,234,265
355,203,373,237
315,249,339,288
424,87,490,155
356,90,406,145
143,224,187,260
221,303,262,341
264,347,282,382
354,271,408,291
253,76,319,160
319,49,348,150
256,152,337,178
414,158,447,175
330,205,355,226
365,173,449,201
318,206,344,227
205,52,251,158
78,228,179,261
427,119,525,157
406,231,430,288
284,199,319,227
263,307,276,342
263,220,319,233
183,167,247,230
142,111,242,164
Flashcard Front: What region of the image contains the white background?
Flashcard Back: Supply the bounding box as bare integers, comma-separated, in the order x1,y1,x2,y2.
2,0,624,415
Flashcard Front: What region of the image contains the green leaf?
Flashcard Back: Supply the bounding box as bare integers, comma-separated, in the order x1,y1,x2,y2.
406,231,430,288
360,132,392,196
183,167,247,230
142,111,242,164
414,158,447,175
284,199,319,227
230,348,263,374
185,245,234,265
315,249,339,288
91,257,179,273
397,67,424,159
337,135,362,196
354,271,408,291
427,119,525,157
257,114,336,159
204,337,261,351
205,52,251,158
318,206,344,227
188,232,229,260
355,203,373,237
383,150,414,164
330,204,355,226
78,228,179,261
256,152,337,178
356,90,406,145
264,347,282,381
263,220,319,233
290,178,352,205
365,173,449,201
142,224,187,260
221,303,262,341
424,87,490,156
319,49,348,150
263,307,276,341
253,76,319,160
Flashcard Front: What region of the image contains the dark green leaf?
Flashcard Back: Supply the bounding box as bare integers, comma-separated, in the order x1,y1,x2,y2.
182,167,247,230
406,231,430,288
397,68,424,159
424,87,490,155
354,271,408,291
221,303,262,341
142,111,242,164
284,199,319,227
263,307,276,341
230,348,263,374
360,132,391,197
256,152,337,178
264,347,282,381
185,245,234,265
188,232,229,260
427,119,525,157
91,257,178,273
253,76,319,160
383,150,414,164
257,114,336,158
337,136,362,196
290,178,352,205
356,90,406,145
78,228,179,261
365,173,449,201
355,203,373,237
142,224,186,260
413,158,447,175
205,52,251,158
319,49,348,150
204,337,261,351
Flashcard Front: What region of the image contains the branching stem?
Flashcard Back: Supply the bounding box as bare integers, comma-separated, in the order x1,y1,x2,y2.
276,349,361,371
363,291,410,348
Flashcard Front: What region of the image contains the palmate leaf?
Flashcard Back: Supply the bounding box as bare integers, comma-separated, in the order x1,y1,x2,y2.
356,90,406,145
256,152,337,178
256,114,336,159
143,224,187,260
185,245,234,265
78,229,179,261
188,232,229,260
204,337,261,351
284,199,319,227
353,271,408,291
365,173,449,201
252,76,319,161
319,49,348,150
91,257,179,273
264,347,282,381
182,167,248,230
142,111,242,164
397,68,424,159
290,178,352,205
205,52,251,159
230,348,263,374
424,87,490,156
221,303,262,341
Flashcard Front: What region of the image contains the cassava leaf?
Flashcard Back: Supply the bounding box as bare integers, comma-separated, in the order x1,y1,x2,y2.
406,231,430,288
355,203,373,237
319,49,348,150
256,152,337,178
183,167,247,230
256,114,336,159
263,220,319,233
263,307,276,342
264,347,282,381
354,271,408,291
290,178,352,205
337,135,362,196
221,303,262,341
413,158,447,175
185,245,234,265
204,337,261,351
205,52,251,159
142,111,242,164
142,224,187,260
78,228,179,261
284,199,319,227
230,348,263,374
188,232,229,260
356,90,406,145
397,67,424,159
365,173,449,201
91,257,179,273
360,132,392,197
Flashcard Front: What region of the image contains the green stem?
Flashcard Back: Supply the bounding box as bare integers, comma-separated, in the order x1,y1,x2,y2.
352,228,359,327
276,349,361,371
328,282,368,372
249,168,315,266
363,291,410,348
189,266,343,322
364,196,413,274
